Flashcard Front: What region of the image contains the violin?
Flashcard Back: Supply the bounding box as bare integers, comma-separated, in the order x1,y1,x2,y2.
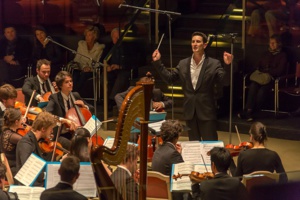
41,80,59,102
15,101,42,122
173,171,214,182
225,142,253,157
16,124,31,136
39,138,69,158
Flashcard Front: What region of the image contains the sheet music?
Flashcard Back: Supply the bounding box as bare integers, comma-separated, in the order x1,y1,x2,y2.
83,115,102,136
180,141,202,164
45,162,97,197
200,141,224,164
104,137,138,148
171,163,212,191
148,120,165,132
14,153,46,186
9,185,45,200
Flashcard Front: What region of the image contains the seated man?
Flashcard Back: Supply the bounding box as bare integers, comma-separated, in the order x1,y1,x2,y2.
22,59,57,107
110,144,139,200
40,156,87,200
114,72,173,111
0,25,30,86
190,147,249,200
16,112,57,186
0,163,18,200
0,84,17,118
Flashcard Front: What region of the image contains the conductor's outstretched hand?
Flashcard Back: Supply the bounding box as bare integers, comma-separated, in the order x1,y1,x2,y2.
223,51,233,65
152,50,161,62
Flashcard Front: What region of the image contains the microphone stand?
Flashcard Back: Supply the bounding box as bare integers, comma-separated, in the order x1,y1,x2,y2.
119,4,181,119
46,36,103,137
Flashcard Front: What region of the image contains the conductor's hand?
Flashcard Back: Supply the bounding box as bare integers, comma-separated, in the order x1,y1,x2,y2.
223,51,233,65
152,50,161,61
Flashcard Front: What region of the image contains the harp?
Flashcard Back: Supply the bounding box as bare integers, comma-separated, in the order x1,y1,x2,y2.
90,81,153,200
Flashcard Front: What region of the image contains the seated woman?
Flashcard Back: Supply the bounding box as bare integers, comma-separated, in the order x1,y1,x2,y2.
234,121,287,183
238,34,288,121
32,26,63,79
69,128,91,162
72,25,105,93
0,108,24,176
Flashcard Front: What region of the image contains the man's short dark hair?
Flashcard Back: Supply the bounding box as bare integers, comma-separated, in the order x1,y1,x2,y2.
59,156,80,182
36,59,51,70
191,32,208,44
210,147,231,173
0,84,17,101
160,120,182,143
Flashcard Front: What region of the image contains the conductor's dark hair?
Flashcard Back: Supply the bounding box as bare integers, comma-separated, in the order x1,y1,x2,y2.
191,32,208,44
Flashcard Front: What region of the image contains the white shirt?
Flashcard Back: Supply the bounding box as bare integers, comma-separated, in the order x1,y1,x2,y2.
190,54,205,90
117,165,132,177
0,102,6,111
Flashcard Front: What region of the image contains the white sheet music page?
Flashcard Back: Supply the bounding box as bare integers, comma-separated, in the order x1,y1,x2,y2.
200,141,224,164
83,115,102,137
9,185,45,200
45,162,97,197
14,153,46,186
180,141,202,164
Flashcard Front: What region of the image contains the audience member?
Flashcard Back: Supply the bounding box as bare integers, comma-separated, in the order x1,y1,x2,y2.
110,144,139,200
16,112,57,186
0,163,18,200
22,59,57,107
234,122,287,183
40,155,88,200
238,34,288,121
0,108,23,176
72,25,105,93
247,0,288,37
45,71,92,140
152,31,233,141
151,120,191,200
191,147,249,200
115,72,173,111
104,28,132,110
0,26,30,86
32,26,62,79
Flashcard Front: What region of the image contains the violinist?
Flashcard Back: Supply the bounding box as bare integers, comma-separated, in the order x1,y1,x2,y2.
151,120,191,200
234,122,287,183
0,84,17,118
191,147,249,200
0,108,24,176
45,71,93,140
22,59,56,107
16,111,57,186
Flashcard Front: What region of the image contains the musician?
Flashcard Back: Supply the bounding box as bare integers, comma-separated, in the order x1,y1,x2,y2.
152,31,233,141
40,156,88,200
0,108,23,176
45,71,93,139
22,59,56,107
0,163,19,200
151,120,190,200
110,144,139,200
0,84,17,118
16,112,57,186
190,147,249,200
114,72,173,111
234,122,287,183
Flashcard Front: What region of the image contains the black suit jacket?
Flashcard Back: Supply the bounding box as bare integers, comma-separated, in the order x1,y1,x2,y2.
151,142,184,176
153,56,230,121
40,182,88,200
110,167,138,200
22,76,52,106
191,172,249,200
115,86,173,111
45,92,94,118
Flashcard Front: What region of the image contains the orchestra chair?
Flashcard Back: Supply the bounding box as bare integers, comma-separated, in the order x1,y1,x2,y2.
146,171,172,200
275,62,300,116
242,171,279,193
16,88,25,103
0,153,14,186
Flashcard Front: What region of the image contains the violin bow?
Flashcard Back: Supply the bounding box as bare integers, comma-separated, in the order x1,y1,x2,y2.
51,123,63,162
47,79,56,94
24,90,36,119
201,154,209,173
235,125,242,144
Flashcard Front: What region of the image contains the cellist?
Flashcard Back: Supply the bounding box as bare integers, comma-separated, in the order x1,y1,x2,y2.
45,71,93,141
22,59,57,107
